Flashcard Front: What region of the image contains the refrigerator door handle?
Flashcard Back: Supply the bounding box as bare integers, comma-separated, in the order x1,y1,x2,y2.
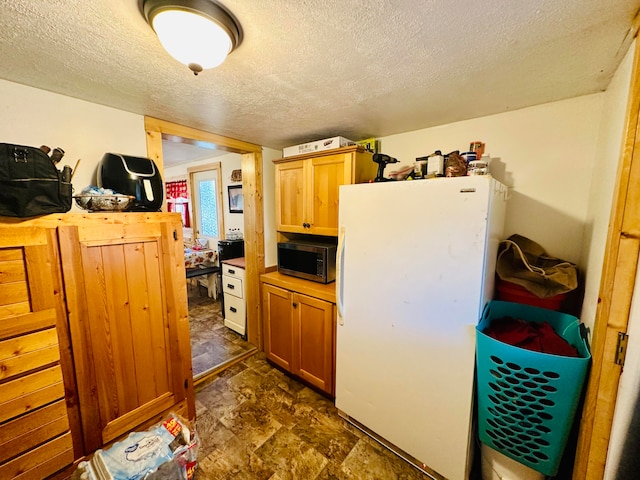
337,226,345,325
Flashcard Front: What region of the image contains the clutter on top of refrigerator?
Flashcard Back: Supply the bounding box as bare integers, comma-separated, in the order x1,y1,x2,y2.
382,140,492,181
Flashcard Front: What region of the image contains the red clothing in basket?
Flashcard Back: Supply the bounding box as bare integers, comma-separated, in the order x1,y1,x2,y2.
484,316,578,357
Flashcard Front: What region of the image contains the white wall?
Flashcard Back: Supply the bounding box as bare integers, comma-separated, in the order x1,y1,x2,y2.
581,40,635,333
602,40,638,480
0,79,146,209
378,95,603,266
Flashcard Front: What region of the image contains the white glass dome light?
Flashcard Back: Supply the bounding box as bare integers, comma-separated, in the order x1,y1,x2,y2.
143,0,242,75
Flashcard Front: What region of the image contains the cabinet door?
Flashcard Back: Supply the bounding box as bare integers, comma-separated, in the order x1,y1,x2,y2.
262,284,294,371
307,153,351,236
0,227,75,479
293,293,335,395
275,160,306,233
58,220,193,452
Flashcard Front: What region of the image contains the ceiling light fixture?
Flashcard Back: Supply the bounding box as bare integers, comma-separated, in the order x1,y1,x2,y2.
143,0,242,75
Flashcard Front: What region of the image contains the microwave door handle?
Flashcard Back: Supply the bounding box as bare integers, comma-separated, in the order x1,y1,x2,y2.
337,226,345,325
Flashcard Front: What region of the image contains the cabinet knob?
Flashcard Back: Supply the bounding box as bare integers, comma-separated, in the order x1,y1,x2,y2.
293,302,298,308
229,269,235,274
227,284,234,289
230,306,237,313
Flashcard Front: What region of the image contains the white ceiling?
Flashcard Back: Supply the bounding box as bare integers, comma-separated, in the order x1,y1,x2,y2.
1,0,639,159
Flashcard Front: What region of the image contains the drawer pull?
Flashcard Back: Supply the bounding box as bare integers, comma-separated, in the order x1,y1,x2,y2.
227,284,234,289
229,269,235,274
230,307,237,313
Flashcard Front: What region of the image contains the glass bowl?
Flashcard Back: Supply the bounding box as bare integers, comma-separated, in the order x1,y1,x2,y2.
74,194,135,212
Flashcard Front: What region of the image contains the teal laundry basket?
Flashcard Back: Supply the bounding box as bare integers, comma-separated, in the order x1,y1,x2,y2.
476,301,591,477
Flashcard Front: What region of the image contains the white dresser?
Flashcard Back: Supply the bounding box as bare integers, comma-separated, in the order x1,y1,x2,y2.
221,259,246,336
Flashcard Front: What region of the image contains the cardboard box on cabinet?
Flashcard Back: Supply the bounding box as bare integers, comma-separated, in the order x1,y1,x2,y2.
283,136,355,157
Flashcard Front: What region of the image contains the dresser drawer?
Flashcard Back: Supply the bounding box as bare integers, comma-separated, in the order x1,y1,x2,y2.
222,275,244,299
223,294,246,336
222,263,245,279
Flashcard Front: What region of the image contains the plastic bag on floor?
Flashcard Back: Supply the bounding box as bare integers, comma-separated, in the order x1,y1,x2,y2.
74,413,198,480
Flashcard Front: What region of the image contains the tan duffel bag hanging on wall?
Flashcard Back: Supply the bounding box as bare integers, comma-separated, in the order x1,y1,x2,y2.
496,234,578,299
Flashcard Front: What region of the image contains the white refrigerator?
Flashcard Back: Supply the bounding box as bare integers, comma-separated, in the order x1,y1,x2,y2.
335,176,507,480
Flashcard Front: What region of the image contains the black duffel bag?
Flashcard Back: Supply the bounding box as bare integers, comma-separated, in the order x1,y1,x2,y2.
0,143,72,217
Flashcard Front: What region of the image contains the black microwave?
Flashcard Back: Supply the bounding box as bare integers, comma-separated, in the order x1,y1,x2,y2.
277,241,337,284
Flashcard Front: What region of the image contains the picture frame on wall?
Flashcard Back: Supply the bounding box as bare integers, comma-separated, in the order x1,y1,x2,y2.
228,185,243,213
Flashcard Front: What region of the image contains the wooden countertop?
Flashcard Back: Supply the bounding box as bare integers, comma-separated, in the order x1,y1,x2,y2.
222,257,245,269
260,271,336,304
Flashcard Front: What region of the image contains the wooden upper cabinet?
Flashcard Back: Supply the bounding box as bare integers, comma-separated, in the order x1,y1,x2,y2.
274,146,375,236
275,160,306,233
0,227,75,480
57,216,193,453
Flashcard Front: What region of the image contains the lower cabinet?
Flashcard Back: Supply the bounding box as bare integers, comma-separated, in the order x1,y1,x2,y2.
262,281,336,395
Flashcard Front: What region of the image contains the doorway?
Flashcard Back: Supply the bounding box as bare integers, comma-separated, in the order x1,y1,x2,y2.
144,116,266,385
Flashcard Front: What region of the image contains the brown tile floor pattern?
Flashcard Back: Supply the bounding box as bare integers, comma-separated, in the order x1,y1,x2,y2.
188,280,256,378
193,353,434,480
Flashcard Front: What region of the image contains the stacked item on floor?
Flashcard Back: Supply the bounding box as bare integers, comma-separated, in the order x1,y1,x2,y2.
73,414,198,480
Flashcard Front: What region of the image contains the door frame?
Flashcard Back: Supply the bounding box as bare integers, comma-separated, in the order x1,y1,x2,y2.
144,116,265,348
573,33,640,479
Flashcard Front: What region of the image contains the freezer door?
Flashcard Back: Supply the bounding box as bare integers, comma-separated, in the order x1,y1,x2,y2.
335,176,506,480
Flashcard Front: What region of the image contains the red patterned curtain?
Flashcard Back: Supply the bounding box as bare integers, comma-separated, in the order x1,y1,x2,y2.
166,180,190,227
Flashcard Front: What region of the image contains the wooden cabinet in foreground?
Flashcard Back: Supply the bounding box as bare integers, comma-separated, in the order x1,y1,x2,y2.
261,272,336,395
0,213,194,471
274,146,375,236
57,215,193,453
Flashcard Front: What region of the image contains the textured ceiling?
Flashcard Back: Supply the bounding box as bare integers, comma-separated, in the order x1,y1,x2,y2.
1,0,639,155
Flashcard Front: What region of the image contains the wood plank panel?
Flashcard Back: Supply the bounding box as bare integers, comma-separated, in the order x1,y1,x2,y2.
45,228,84,459
0,308,56,340
23,244,56,312
0,281,28,307
81,243,120,429
0,328,60,381
0,432,73,480
0,248,22,262
144,241,171,397
0,259,26,284
0,227,47,248
102,392,175,445
124,241,157,405
0,302,31,320
57,225,102,453
160,222,193,418
102,243,138,415
78,223,161,243
0,399,69,464
0,366,65,424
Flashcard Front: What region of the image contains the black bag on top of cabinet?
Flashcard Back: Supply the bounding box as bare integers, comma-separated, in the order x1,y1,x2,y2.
0,143,72,217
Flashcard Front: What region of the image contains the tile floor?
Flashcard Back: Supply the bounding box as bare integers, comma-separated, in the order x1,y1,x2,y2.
188,280,256,378
193,352,435,480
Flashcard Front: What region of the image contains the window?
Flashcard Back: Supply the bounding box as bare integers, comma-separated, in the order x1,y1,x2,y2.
189,164,224,245
198,179,219,237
